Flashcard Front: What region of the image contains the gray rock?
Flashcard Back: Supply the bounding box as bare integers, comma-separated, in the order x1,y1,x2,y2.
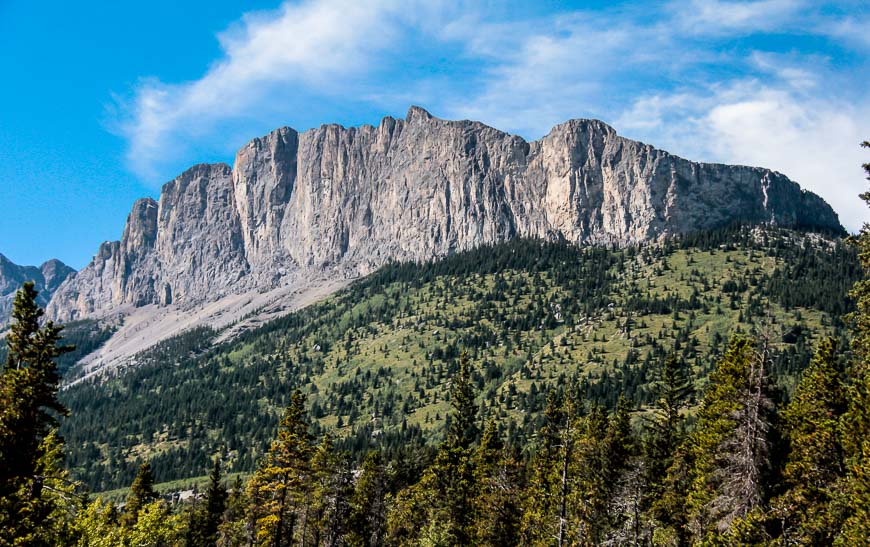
46,107,844,322
0,254,75,327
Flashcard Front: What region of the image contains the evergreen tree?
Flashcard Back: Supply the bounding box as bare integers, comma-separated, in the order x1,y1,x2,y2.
447,351,479,450
0,282,74,543
307,434,353,547
387,351,480,546
474,422,523,546
604,396,646,544
348,451,388,547
521,390,566,544
840,139,870,544
685,336,776,542
247,390,313,547
217,475,248,546
187,457,228,546
123,462,158,527
772,339,846,545
432,351,479,545
644,355,692,500
567,404,610,545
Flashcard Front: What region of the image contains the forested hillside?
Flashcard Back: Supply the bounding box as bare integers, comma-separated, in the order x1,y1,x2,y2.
58,226,859,493
4,209,870,544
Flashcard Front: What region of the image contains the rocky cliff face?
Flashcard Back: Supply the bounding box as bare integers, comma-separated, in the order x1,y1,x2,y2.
0,254,75,327
46,107,844,322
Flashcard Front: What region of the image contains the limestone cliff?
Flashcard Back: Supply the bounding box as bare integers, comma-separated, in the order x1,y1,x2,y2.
46,107,843,322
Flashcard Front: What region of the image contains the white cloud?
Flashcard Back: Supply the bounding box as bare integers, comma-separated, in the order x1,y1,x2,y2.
115,0,869,230
672,0,807,35
118,0,434,180
444,14,677,137
616,81,870,232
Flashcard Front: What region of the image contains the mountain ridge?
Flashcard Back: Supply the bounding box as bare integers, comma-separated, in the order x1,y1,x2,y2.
43,107,843,372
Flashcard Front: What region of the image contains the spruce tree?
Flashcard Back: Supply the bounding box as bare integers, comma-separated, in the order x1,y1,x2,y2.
248,390,313,547
348,451,388,547
307,434,353,547
840,139,870,543
123,461,157,527
435,351,479,545
684,336,776,542
218,475,248,545
447,351,478,450
521,390,566,544
772,339,846,544
0,282,74,543
474,421,523,546
186,457,227,546
644,355,692,498
568,404,610,545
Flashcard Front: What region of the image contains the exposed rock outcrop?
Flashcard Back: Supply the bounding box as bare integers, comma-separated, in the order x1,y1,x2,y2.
0,254,74,326
47,107,844,322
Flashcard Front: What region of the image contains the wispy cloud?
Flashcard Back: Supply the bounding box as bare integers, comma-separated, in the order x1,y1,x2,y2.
616,80,870,232
669,0,808,35
117,0,449,180
114,0,869,230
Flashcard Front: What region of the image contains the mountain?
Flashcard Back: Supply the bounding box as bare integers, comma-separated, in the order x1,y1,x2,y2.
0,254,75,327
45,107,843,374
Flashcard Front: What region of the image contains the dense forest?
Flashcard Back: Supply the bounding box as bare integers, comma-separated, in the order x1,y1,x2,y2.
0,144,869,545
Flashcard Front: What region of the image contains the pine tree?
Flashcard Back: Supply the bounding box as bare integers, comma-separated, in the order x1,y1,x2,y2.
0,282,77,544
685,336,776,542
644,355,692,499
521,390,566,545
217,475,248,546
447,351,479,450
840,139,870,543
644,355,693,544
248,390,313,547
187,457,228,546
433,351,479,545
307,434,353,547
123,462,158,527
387,351,480,546
348,451,388,547
474,422,523,546
567,404,610,545
772,339,846,545
604,396,646,545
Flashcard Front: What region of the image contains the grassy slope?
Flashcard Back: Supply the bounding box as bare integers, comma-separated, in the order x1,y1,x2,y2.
59,227,859,492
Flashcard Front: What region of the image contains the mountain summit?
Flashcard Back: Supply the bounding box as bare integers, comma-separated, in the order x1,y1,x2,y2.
44,107,842,363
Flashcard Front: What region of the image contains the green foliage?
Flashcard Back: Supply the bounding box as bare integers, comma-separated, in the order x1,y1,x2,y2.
772,338,846,545
684,336,776,543
347,451,387,547
0,282,77,545
186,457,228,547
839,140,870,544
121,462,157,527
247,390,314,546
1,222,863,545
59,229,858,492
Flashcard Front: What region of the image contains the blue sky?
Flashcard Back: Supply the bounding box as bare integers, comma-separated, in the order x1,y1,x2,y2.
1,0,868,269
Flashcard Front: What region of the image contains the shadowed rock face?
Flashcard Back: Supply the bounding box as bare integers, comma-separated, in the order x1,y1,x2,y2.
0,254,75,326
46,107,844,322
